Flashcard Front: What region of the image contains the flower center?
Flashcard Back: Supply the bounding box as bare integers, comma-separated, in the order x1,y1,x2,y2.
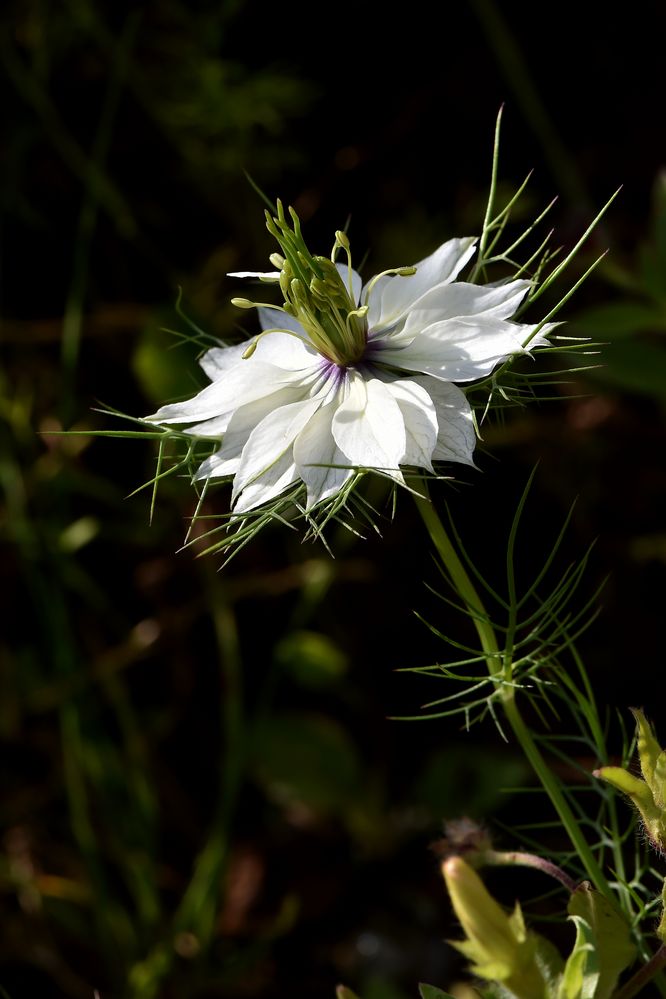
263,203,369,366
235,201,415,367
283,256,368,366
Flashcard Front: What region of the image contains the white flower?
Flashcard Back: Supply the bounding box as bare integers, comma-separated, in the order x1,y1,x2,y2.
147,223,551,515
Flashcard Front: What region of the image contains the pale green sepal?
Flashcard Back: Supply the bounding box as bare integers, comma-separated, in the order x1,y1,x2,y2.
654,749,666,809
566,882,635,999
557,916,599,999
595,711,666,851
507,902,528,942
534,935,566,994
631,708,662,788
461,958,513,983
448,937,511,979
594,766,658,819
336,987,361,999
442,859,548,999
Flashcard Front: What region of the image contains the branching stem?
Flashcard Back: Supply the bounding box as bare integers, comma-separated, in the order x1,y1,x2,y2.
411,475,610,897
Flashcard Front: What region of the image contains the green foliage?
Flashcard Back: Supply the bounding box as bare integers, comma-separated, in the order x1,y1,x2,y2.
418,985,457,999
413,747,529,819
132,313,206,405
566,885,636,999
274,629,349,688
559,916,599,999
568,173,666,402
250,712,363,818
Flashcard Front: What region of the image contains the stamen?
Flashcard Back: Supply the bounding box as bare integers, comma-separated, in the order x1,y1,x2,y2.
334,230,356,303
364,265,417,303
231,298,291,314
241,325,313,359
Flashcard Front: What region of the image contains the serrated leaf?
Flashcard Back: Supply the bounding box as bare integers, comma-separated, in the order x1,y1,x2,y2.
559,915,599,999
566,883,636,999
418,985,457,999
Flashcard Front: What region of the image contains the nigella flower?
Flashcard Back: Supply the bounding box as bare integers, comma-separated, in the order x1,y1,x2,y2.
147,203,552,514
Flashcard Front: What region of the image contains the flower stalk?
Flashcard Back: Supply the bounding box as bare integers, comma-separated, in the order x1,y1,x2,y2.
411,474,610,897
485,850,579,893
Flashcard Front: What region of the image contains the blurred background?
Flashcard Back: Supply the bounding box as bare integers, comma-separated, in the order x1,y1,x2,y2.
2,1,666,996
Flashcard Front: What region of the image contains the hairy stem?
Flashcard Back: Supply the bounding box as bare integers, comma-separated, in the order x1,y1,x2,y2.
486,850,578,893
612,947,666,999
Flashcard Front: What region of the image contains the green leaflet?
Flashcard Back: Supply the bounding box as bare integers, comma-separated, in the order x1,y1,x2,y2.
558,916,599,999
564,884,636,999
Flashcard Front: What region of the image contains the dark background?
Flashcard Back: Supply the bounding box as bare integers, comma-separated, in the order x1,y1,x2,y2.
2,2,666,997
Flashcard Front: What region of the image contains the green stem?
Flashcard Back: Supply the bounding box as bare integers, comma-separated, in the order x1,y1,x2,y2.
412,482,501,670
411,477,610,896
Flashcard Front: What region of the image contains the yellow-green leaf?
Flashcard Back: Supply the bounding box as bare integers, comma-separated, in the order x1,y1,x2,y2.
566,883,636,999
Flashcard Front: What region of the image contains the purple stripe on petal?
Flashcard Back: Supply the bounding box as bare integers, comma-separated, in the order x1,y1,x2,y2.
317,358,348,391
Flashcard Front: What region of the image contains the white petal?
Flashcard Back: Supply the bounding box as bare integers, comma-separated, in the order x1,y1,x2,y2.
185,413,233,437
375,317,535,383
195,448,240,480
233,451,300,513
232,396,323,501
145,360,304,424
258,307,307,335
401,278,530,330
371,237,477,327
412,377,477,466
199,341,248,379
214,384,310,472
189,377,311,442
293,401,353,509
331,371,406,476
521,322,558,349
228,270,280,280
335,262,363,306
250,328,320,370
384,379,438,471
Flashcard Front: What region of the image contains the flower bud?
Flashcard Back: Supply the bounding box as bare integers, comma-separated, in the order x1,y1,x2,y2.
442,857,547,999
594,709,666,854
